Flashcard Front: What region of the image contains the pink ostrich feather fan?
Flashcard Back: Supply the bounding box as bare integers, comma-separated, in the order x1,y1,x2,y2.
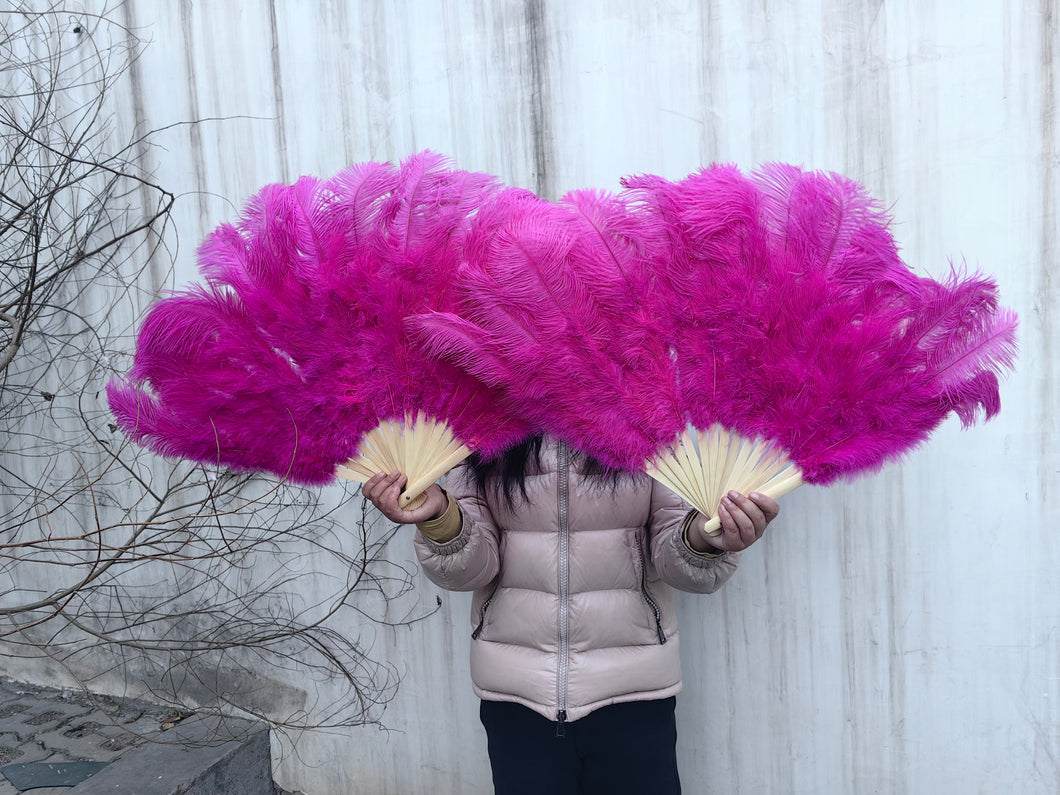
623,162,1018,529
109,151,526,497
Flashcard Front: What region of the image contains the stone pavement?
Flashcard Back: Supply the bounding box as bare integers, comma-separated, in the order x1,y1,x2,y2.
0,677,185,794
0,677,292,794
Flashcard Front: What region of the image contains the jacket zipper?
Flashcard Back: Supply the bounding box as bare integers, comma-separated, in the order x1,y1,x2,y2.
473,504,505,639
471,582,499,639
637,531,667,645
556,441,570,736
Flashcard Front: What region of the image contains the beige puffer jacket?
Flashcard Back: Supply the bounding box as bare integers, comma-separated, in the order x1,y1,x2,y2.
413,438,740,723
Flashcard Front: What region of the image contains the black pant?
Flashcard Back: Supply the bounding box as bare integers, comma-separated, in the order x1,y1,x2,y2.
479,698,681,795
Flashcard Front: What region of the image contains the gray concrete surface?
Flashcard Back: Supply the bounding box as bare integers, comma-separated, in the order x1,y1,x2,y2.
0,678,286,794
71,714,273,794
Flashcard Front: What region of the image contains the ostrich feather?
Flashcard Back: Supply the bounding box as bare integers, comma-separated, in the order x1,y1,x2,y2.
327,152,530,464
740,166,1018,481
623,164,766,430
411,186,683,471
107,286,351,485
108,174,370,484
904,267,1019,426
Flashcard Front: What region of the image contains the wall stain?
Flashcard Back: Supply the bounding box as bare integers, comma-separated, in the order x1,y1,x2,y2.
266,0,289,182
698,0,722,160
330,1,356,166
119,0,165,293
884,468,908,795
1040,0,1057,507
177,0,210,235
364,1,393,159
523,0,555,199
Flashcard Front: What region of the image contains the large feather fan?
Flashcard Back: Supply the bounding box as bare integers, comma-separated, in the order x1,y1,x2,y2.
623,163,1018,532
109,153,1017,524
324,152,531,504
109,152,527,503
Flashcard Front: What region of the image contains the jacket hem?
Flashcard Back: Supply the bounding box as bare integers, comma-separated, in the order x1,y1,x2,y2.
473,682,684,723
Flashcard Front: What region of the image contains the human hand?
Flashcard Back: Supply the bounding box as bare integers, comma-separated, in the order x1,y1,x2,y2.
361,473,448,525
688,491,780,554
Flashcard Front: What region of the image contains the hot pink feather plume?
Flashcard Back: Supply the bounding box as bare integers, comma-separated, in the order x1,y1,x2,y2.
411,186,684,470
110,152,1018,490
108,175,360,483
324,151,531,460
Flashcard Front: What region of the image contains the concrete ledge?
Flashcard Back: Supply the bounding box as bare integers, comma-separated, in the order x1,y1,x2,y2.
70,715,275,795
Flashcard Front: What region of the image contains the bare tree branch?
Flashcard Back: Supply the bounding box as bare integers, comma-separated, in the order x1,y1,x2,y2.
1,4,427,734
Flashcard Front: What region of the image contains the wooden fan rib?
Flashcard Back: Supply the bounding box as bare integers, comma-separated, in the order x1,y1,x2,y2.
647,452,700,515
401,442,472,506
673,432,710,513
334,461,375,482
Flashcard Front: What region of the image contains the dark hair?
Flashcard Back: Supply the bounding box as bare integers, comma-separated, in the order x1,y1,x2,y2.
469,435,631,511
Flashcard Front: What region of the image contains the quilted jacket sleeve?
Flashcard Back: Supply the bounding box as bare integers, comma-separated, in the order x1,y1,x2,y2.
647,480,741,594
412,465,501,592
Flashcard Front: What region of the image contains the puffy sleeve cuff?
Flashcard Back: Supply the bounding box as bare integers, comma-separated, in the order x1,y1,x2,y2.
681,510,726,558
416,490,462,543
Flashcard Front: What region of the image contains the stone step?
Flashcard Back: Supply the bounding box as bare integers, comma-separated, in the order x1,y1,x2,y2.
69,714,276,795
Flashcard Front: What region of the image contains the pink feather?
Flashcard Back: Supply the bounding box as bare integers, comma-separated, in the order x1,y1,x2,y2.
903,266,1019,426
411,186,684,470
328,151,530,458
108,177,357,483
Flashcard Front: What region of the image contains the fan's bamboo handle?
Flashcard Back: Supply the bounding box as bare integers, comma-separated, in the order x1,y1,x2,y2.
701,515,724,536
698,473,806,537
401,490,428,511
398,445,471,507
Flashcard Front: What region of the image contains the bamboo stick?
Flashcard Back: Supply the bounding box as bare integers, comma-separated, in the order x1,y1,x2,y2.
648,449,706,515
663,442,706,512
674,434,708,511
694,427,712,514
400,442,472,506
647,453,697,509
334,459,376,482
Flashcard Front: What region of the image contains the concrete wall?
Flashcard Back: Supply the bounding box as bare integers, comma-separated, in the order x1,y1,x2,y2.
8,1,1058,793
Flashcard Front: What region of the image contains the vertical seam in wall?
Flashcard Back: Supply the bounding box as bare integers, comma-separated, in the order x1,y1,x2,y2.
333,3,356,166
177,0,209,235
119,0,165,292
698,0,721,161
524,0,554,200
267,0,289,182
886,468,907,795
1040,0,1056,492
